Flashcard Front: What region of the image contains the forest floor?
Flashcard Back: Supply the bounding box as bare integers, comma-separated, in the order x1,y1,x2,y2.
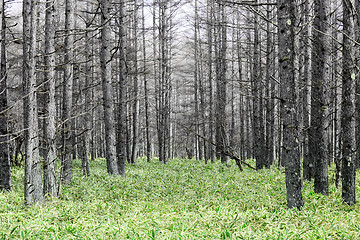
1,158,360,239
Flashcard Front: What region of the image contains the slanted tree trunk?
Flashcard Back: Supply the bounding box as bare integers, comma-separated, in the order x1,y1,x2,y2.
0,0,10,191
23,0,44,205
341,0,356,205
99,0,119,175
278,0,303,210
43,0,57,196
310,0,331,195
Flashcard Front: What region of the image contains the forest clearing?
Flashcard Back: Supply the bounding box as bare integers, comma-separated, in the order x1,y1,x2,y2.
1,158,359,239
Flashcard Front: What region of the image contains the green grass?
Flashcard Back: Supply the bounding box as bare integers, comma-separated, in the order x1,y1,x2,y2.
0,158,360,239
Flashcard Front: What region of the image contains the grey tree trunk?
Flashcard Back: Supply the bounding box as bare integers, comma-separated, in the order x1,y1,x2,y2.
194,0,200,160
341,0,356,205
252,0,266,170
310,0,331,195
302,0,313,181
214,2,229,164
142,0,151,163
207,0,215,163
278,0,303,210
23,0,44,205
43,0,57,196
265,0,274,168
61,0,75,184
116,0,127,176
81,0,92,176
100,0,119,175
0,0,10,191
131,0,139,165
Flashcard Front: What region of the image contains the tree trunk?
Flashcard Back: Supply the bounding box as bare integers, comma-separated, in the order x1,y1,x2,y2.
116,0,127,176
207,0,215,163
43,0,57,196
302,0,313,181
142,0,151,163
100,0,119,175
278,0,303,210
23,0,44,205
214,2,229,164
0,0,10,191
61,0,75,184
310,0,331,195
131,0,139,165
341,0,356,205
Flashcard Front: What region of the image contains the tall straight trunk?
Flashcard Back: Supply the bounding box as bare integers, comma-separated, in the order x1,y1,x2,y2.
23,0,44,205
215,2,228,164
61,0,75,184
278,0,303,210
302,0,313,181
116,0,127,176
341,0,356,205
100,0,119,175
354,0,360,169
194,0,199,160
44,0,57,196
142,0,151,163
265,0,274,167
310,0,331,195
207,0,215,163
81,0,91,176
252,0,266,170
131,0,139,164
157,0,170,164
0,0,10,191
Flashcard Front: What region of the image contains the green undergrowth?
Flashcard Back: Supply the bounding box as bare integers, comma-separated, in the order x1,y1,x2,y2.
0,158,360,239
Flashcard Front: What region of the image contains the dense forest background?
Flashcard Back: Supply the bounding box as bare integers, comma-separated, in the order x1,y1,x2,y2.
0,0,359,211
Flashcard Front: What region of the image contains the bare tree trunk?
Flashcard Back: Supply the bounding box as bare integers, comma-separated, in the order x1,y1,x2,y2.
194,0,199,160
207,0,215,163
100,0,119,175
341,0,356,205
310,0,331,195
302,0,313,181
278,0,303,210
215,2,229,164
81,0,92,176
142,0,151,163
0,0,10,191
131,0,139,165
23,0,44,205
116,0,127,176
61,0,75,184
43,0,57,196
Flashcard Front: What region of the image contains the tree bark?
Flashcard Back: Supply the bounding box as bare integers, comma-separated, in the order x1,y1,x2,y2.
341,0,356,205
0,0,10,191
142,0,151,163
100,0,119,175
23,0,44,205
278,0,303,210
310,0,331,195
131,0,139,165
61,0,75,184
214,2,229,164
43,0,57,196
